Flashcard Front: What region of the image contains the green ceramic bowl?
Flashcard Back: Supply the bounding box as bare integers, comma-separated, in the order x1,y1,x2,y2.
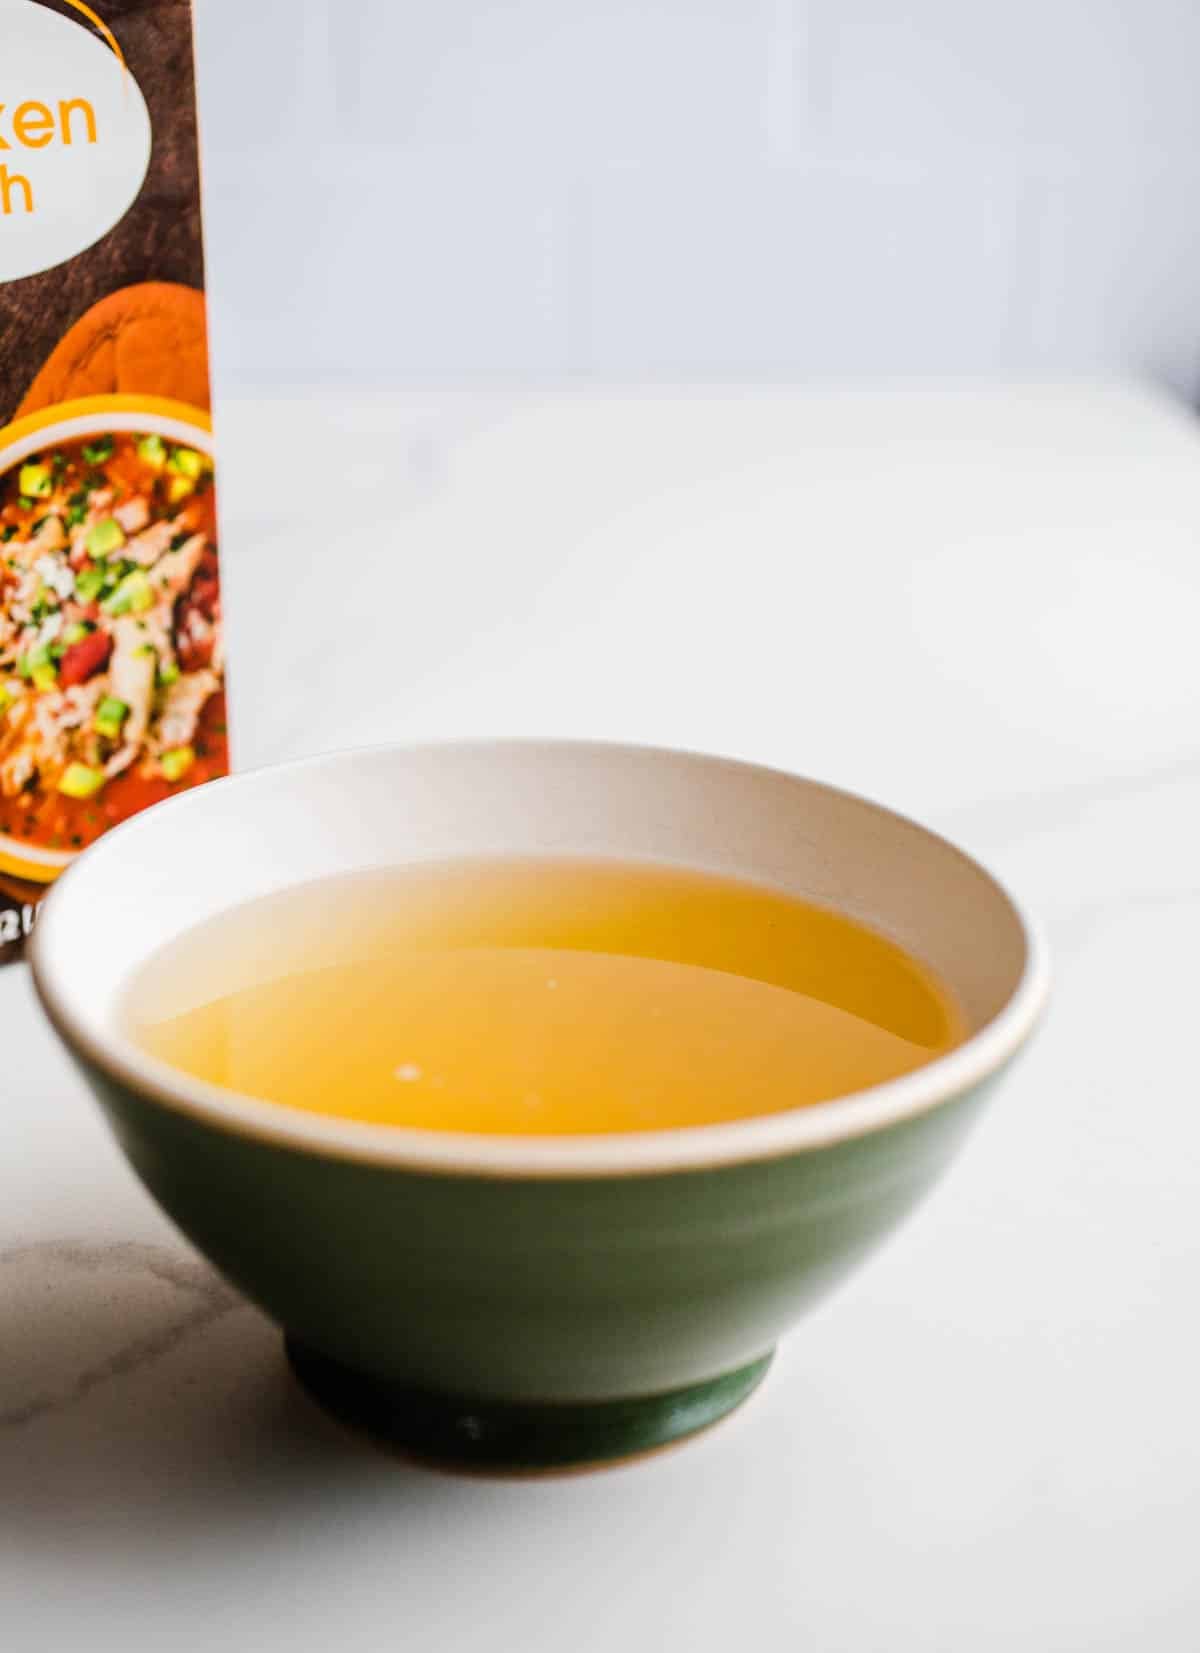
30,740,1048,1471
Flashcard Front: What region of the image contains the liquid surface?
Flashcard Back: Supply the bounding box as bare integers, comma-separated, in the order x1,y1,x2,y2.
124,858,968,1135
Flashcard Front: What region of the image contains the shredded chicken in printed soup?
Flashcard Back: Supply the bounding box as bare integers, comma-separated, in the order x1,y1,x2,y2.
0,431,227,854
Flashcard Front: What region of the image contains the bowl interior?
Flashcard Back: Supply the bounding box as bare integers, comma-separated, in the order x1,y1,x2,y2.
31,740,1044,1172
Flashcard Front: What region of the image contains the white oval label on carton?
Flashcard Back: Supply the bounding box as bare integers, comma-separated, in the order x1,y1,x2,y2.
0,1,152,282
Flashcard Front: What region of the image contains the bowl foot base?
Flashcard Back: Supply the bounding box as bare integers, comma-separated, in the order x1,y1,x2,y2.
285,1338,774,1475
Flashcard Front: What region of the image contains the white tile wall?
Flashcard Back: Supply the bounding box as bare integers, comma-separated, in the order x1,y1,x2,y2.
825,0,1200,161
581,160,1029,377
193,0,1200,394
336,0,780,166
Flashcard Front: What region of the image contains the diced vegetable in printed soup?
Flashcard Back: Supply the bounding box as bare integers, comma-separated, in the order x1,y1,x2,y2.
0,432,227,851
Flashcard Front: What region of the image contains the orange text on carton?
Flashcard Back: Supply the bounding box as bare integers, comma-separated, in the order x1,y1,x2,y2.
0,99,98,214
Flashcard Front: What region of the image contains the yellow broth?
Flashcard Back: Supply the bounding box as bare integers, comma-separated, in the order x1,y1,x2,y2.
124,857,968,1135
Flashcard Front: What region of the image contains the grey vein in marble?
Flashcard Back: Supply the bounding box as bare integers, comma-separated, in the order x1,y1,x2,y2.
0,1241,239,1429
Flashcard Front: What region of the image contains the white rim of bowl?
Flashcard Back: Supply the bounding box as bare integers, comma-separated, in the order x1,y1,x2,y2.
29,738,1052,1181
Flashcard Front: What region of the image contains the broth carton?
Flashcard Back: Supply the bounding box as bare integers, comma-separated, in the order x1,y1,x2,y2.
0,0,225,955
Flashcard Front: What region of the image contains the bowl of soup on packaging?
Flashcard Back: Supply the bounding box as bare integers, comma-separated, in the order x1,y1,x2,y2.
0,400,226,887
30,739,1049,1473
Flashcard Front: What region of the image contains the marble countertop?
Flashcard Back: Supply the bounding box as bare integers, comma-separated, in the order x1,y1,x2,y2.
4,384,1199,1649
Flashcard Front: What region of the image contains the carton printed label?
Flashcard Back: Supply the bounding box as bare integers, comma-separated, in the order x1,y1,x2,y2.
0,1,224,953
